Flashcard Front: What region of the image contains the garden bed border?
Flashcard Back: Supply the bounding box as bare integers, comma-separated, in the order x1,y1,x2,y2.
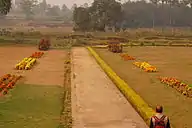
87,46,155,126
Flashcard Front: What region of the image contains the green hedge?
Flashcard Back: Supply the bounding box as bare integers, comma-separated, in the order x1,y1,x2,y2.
87,46,155,126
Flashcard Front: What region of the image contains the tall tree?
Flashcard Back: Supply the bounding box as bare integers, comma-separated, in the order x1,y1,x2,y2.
39,0,47,16
89,0,122,31
46,5,61,16
61,4,72,22
150,0,159,28
0,0,12,15
73,7,91,31
62,4,68,12
20,0,38,19
83,3,89,8
71,4,77,11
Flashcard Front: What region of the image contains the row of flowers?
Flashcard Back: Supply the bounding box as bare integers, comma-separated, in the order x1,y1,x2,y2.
30,52,44,58
0,52,44,95
0,74,22,95
15,52,44,70
119,53,157,72
158,77,192,98
120,53,135,60
133,61,157,72
119,52,192,98
15,57,36,70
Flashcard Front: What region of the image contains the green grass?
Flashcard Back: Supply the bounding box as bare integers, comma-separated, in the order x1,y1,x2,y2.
94,47,192,128
0,84,63,128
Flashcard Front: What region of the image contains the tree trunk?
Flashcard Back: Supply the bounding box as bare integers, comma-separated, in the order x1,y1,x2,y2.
152,11,155,28
169,5,172,27
161,2,165,32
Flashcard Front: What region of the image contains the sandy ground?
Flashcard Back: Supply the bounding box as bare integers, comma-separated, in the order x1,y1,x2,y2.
71,47,147,128
0,46,37,76
0,46,65,86
24,49,66,86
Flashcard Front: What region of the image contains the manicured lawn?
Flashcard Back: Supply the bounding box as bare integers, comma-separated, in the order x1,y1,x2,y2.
94,47,192,128
0,84,62,128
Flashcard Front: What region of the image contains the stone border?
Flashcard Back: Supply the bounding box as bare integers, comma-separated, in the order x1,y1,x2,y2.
87,46,155,126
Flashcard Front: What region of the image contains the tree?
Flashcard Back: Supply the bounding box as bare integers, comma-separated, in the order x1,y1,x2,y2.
20,0,38,19
61,4,72,22
46,5,61,16
167,0,179,26
150,0,159,28
71,4,77,11
83,3,88,8
62,4,68,12
15,0,22,8
39,0,47,16
73,7,91,31
0,0,12,15
72,0,192,30
89,0,122,31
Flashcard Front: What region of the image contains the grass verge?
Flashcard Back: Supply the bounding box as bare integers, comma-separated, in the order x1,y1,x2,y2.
87,46,155,126
58,52,72,128
94,47,192,128
0,84,62,128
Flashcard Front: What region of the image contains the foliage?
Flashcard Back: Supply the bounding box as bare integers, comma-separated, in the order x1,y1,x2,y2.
73,7,91,31
122,0,192,28
158,77,192,97
7,0,72,22
72,0,192,29
73,0,123,31
46,5,61,16
0,0,11,15
20,0,38,19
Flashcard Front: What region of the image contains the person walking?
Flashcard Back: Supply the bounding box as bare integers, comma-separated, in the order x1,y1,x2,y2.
150,105,171,128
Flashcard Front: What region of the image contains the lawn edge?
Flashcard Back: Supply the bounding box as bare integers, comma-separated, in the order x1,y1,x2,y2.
59,51,72,128
87,46,155,126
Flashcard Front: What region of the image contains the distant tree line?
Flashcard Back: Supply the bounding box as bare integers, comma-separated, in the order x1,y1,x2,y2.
1,0,192,30
73,0,192,31
0,0,73,22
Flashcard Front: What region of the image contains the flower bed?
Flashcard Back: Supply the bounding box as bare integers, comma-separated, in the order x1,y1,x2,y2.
15,57,36,70
0,74,22,95
133,61,157,72
30,52,44,58
87,47,155,126
120,53,135,60
158,77,192,98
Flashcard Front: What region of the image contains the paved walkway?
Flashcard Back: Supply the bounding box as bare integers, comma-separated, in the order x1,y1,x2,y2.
71,47,148,128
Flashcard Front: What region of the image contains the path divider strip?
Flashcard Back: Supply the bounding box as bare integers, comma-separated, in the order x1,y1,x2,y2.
87,46,155,126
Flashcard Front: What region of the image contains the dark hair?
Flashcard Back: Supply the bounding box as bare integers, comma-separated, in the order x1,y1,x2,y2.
156,105,163,113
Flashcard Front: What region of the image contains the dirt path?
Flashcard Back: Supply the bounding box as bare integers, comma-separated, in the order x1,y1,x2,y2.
71,47,148,128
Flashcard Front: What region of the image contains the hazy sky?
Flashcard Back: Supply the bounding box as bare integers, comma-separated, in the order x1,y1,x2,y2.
46,0,93,8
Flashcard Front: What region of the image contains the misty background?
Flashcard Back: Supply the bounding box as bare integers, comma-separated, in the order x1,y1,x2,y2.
12,0,93,8
46,0,92,8
1,0,192,30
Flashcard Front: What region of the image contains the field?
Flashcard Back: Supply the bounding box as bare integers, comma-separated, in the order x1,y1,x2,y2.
95,47,192,128
0,46,71,128
1,23,192,128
